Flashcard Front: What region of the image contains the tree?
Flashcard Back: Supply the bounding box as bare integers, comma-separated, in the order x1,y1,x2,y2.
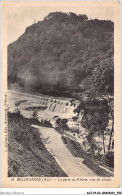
74,96,109,154
89,58,114,151
81,99,109,154
32,110,39,120
89,58,114,96
78,14,88,21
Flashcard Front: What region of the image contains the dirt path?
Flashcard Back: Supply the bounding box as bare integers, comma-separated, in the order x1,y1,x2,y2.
32,125,96,177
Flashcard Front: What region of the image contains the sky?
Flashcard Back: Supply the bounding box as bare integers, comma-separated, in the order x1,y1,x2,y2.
7,1,114,44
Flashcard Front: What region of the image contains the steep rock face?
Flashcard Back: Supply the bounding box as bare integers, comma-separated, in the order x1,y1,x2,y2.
8,12,114,97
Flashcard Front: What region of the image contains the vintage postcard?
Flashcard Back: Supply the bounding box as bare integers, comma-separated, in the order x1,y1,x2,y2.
1,1,120,188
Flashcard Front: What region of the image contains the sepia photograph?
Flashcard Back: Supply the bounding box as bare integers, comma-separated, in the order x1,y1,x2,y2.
1,1,120,188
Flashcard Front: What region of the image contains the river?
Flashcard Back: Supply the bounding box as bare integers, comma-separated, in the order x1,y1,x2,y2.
32,125,96,177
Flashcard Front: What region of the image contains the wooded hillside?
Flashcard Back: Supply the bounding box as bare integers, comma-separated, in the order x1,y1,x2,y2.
8,12,114,97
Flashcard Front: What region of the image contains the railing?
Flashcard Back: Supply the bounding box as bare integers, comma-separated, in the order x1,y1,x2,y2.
83,151,114,172
63,133,114,173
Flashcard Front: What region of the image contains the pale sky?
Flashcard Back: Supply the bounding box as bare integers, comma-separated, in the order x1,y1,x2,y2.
7,1,114,45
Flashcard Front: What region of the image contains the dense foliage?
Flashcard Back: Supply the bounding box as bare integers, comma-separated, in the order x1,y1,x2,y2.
89,58,114,97
8,12,114,97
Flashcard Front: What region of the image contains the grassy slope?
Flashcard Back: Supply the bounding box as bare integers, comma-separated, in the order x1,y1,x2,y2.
8,112,67,177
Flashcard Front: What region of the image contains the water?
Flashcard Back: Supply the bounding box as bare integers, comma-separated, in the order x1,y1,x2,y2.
32,125,96,177
8,90,78,121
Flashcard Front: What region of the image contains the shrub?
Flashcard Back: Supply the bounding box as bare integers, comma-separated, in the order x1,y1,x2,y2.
14,108,21,117
32,110,39,120
102,151,114,168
